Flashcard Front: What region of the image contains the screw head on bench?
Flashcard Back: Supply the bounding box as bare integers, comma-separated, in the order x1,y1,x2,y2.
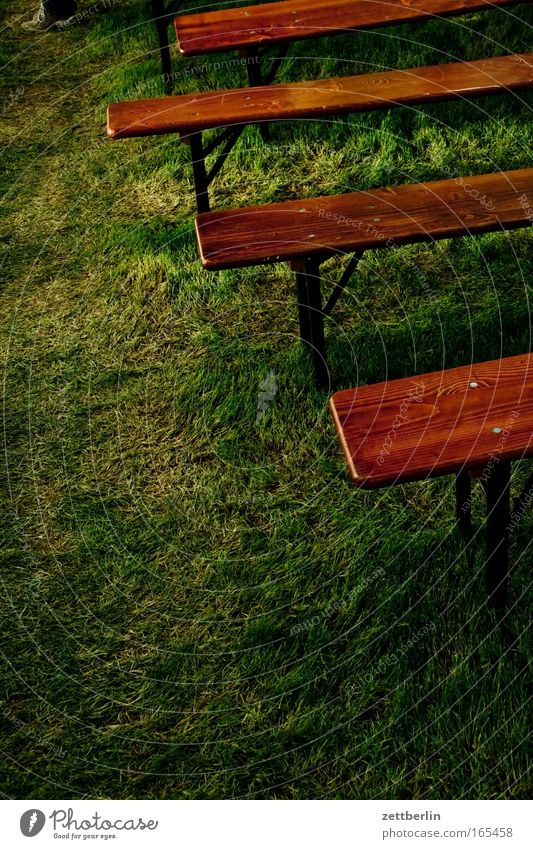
469,381,479,388
492,427,503,433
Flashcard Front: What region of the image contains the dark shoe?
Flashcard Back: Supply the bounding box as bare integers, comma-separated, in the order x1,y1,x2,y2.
21,4,68,31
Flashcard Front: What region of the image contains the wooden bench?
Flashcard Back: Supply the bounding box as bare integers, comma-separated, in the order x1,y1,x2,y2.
174,0,525,86
329,353,533,607
107,51,533,212
195,167,533,388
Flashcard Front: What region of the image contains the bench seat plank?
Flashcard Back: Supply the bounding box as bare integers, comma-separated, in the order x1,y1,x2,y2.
175,0,524,56
107,52,533,138
329,354,533,488
195,167,533,270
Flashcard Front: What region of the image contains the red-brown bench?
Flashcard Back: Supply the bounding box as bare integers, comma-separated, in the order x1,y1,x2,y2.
108,51,533,212
174,0,526,88
195,167,533,388
329,353,533,607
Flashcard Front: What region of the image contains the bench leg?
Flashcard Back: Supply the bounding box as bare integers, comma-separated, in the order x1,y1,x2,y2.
295,259,328,390
484,461,511,610
456,469,472,542
151,0,173,92
244,52,270,142
189,133,210,213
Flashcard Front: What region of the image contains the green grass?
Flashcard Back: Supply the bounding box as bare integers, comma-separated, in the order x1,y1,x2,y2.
1,0,532,799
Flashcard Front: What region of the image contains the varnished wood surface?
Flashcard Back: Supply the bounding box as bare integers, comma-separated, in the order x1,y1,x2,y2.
175,0,525,56
107,52,533,138
329,354,533,488
195,167,533,270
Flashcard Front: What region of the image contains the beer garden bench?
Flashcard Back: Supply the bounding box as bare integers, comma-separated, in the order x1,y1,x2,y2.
329,353,533,608
194,167,533,388
173,0,525,88
107,52,533,212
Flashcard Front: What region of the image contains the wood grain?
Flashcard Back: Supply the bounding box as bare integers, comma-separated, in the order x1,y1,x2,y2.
195,167,533,270
107,52,533,138
175,0,525,56
329,354,533,488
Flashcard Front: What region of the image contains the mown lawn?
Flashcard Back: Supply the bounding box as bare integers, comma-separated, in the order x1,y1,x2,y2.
1,0,532,799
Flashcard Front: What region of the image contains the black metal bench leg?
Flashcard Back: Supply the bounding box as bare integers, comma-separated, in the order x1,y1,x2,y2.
189,133,210,213
456,469,472,542
151,0,173,91
244,53,270,142
295,259,328,390
485,461,511,610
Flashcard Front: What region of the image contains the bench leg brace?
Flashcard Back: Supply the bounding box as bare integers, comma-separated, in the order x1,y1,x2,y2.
187,127,246,213
323,252,363,317
484,461,511,609
295,259,328,390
